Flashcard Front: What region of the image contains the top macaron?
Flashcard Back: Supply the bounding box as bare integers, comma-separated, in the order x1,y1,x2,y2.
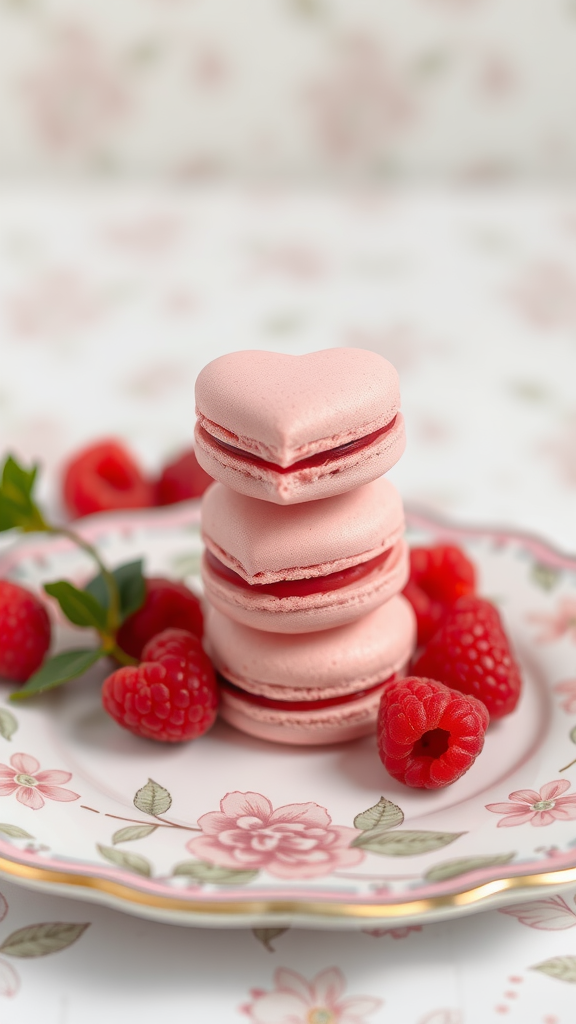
194,348,405,504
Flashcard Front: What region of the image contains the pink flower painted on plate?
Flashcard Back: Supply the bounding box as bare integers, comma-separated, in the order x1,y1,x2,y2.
0,754,79,810
486,780,576,828
553,679,576,713
241,967,382,1023
187,791,364,880
0,959,19,999
528,599,576,644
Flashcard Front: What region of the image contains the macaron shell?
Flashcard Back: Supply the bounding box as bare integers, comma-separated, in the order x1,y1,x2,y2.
205,595,416,701
194,412,405,505
201,477,405,584
201,538,409,633
219,684,388,746
195,348,400,467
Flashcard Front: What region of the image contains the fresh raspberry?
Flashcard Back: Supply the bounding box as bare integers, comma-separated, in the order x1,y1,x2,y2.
377,676,489,789
0,581,51,683
413,596,521,719
63,440,155,518
116,578,203,659
102,628,218,742
403,545,477,646
155,449,213,505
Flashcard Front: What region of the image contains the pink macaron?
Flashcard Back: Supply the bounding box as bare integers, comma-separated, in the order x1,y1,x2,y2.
194,348,405,504
206,597,416,745
201,477,409,633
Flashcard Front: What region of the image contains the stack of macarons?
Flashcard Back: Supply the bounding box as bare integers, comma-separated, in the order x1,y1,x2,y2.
195,348,416,745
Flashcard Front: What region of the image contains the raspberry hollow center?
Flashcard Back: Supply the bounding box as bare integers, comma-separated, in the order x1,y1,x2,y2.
412,728,450,759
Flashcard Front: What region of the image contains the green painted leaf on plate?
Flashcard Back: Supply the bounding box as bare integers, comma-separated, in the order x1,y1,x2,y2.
0,922,90,958
351,829,466,856
97,845,152,877
424,853,516,882
133,778,172,817
112,825,158,845
252,928,289,952
353,796,404,832
570,725,576,745
0,824,34,839
532,956,576,983
172,861,259,885
0,708,17,741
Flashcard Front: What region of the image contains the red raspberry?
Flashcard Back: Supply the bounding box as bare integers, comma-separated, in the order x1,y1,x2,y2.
63,440,155,518
155,449,213,505
413,596,521,719
0,581,51,683
403,545,477,646
102,628,218,742
377,676,489,789
116,577,203,660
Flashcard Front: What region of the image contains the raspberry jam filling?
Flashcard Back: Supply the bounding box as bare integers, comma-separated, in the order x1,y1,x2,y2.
218,673,396,711
205,546,392,597
209,418,397,474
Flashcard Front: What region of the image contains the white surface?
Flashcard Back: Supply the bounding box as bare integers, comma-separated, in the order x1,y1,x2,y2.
0,186,575,1021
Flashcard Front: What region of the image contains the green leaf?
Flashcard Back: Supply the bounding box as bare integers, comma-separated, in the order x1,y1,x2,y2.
10,648,104,701
0,922,90,958
532,956,576,983
353,797,404,832
112,825,158,844
133,778,172,817
172,861,259,885
570,725,576,745
0,708,17,741
0,824,34,839
97,845,152,877
44,581,108,631
531,562,561,591
424,853,516,883
252,927,289,951
351,829,466,856
0,456,44,532
84,560,145,623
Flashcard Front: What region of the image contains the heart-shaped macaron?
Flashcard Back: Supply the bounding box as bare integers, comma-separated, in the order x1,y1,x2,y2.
194,348,405,504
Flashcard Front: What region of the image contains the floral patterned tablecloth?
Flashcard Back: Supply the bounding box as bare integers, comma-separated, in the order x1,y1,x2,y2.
0,186,575,1022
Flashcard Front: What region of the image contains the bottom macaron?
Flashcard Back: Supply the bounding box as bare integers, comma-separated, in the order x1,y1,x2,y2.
205,596,416,746
218,674,398,746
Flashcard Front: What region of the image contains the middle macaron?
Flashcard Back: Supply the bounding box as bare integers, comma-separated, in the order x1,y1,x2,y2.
201,476,409,633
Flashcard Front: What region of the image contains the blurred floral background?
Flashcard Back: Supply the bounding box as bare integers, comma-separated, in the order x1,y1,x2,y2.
0,0,575,181
0,0,575,548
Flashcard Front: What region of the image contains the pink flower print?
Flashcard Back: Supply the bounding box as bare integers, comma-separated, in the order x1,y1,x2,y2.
508,262,576,332
486,780,576,827
308,34,413,167
0,959,19,998
187,791,364,880
529,599,576,644
6,269,103,341
0,754,79,810
22,24,128,155
554,679,576,713
242,967,382,1024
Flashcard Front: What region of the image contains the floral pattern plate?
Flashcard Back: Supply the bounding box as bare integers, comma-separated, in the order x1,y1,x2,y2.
0,502,575,930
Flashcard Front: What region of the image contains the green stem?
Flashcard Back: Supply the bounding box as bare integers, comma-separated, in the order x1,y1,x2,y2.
46,525,121,633
560,757,576,772
107,643,138,668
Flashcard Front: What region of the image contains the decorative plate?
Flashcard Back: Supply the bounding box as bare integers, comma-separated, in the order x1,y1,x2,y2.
0,503,575,930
